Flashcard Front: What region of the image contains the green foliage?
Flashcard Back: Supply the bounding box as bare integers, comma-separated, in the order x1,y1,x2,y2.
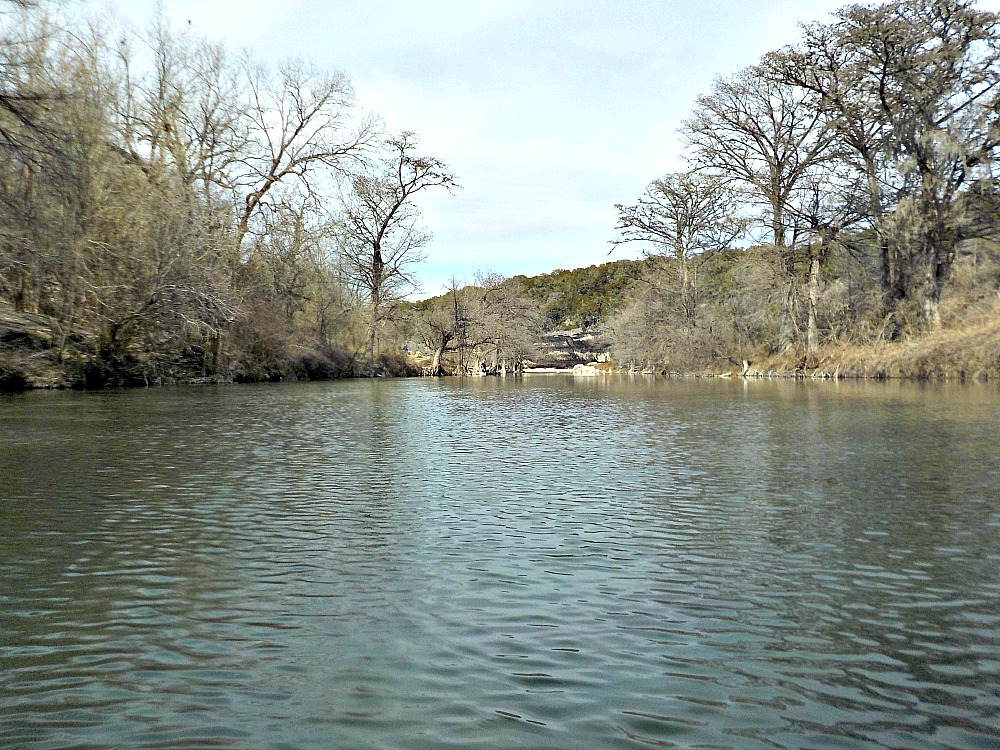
402,258,653,337
512,258,653,329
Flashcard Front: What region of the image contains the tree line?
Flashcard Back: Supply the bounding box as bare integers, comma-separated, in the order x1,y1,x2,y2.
0,4,453,386
5,0,1000,387
610,0,1000,372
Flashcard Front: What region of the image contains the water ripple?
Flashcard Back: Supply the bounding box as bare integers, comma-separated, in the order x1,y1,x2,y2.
1,378,999,749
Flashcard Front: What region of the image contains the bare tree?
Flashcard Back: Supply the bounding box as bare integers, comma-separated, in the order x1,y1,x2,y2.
414,277,467,375
765,32,897,325
784,166,870,352
235,59,374,249
683,66,833,251
0,4,55,159
340,132,455,373
117,21,246,206
0,10,62,313
614,171,748,323
463,272,540,375
0,7,395,385
683,65,835,350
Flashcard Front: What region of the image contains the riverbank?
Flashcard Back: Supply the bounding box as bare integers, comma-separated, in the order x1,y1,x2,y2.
4,301,999,391
0,303,397,391
521,314,1000,382
732,310,1000,381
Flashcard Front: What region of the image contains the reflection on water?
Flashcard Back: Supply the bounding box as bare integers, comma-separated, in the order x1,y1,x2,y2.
1,377,999,749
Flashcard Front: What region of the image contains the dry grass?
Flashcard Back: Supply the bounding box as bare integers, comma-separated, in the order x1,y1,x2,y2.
737,303,1000,380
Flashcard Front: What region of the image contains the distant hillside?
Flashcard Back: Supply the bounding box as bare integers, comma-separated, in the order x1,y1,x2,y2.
408,257,653,331
510,258,655,330
410,258,649,328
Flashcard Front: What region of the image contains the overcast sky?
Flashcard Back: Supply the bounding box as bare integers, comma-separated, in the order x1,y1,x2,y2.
82,0,1000,297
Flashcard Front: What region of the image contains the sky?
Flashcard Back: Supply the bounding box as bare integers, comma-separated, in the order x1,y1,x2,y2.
79,0,1000,297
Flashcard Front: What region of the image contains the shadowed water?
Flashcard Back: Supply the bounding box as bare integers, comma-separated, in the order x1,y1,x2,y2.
1,376,998,749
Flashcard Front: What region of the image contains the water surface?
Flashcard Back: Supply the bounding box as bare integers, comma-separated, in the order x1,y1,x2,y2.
1,377,999,749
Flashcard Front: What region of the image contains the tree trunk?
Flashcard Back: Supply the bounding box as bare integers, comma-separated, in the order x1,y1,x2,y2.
365,307,378,373
366,247,385,373
920,226,955,332
920,256,946,331
430,346,444,376
679,253,692,321
877,235,899,340
211,330,223,375
883,237,911,340
921,295,941,330
778,281,796,353
806,254,821,354
773,209,797,353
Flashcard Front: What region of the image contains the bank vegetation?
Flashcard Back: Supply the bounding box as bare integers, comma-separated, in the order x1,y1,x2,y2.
3,0,1000,389
0,4,454,388
607,0,1000,380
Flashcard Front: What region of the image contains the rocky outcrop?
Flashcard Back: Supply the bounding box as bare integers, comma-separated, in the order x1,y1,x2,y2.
528,327,612,368
0,305,68,390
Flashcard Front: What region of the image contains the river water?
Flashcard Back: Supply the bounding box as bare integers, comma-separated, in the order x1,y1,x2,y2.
1,376,998,749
